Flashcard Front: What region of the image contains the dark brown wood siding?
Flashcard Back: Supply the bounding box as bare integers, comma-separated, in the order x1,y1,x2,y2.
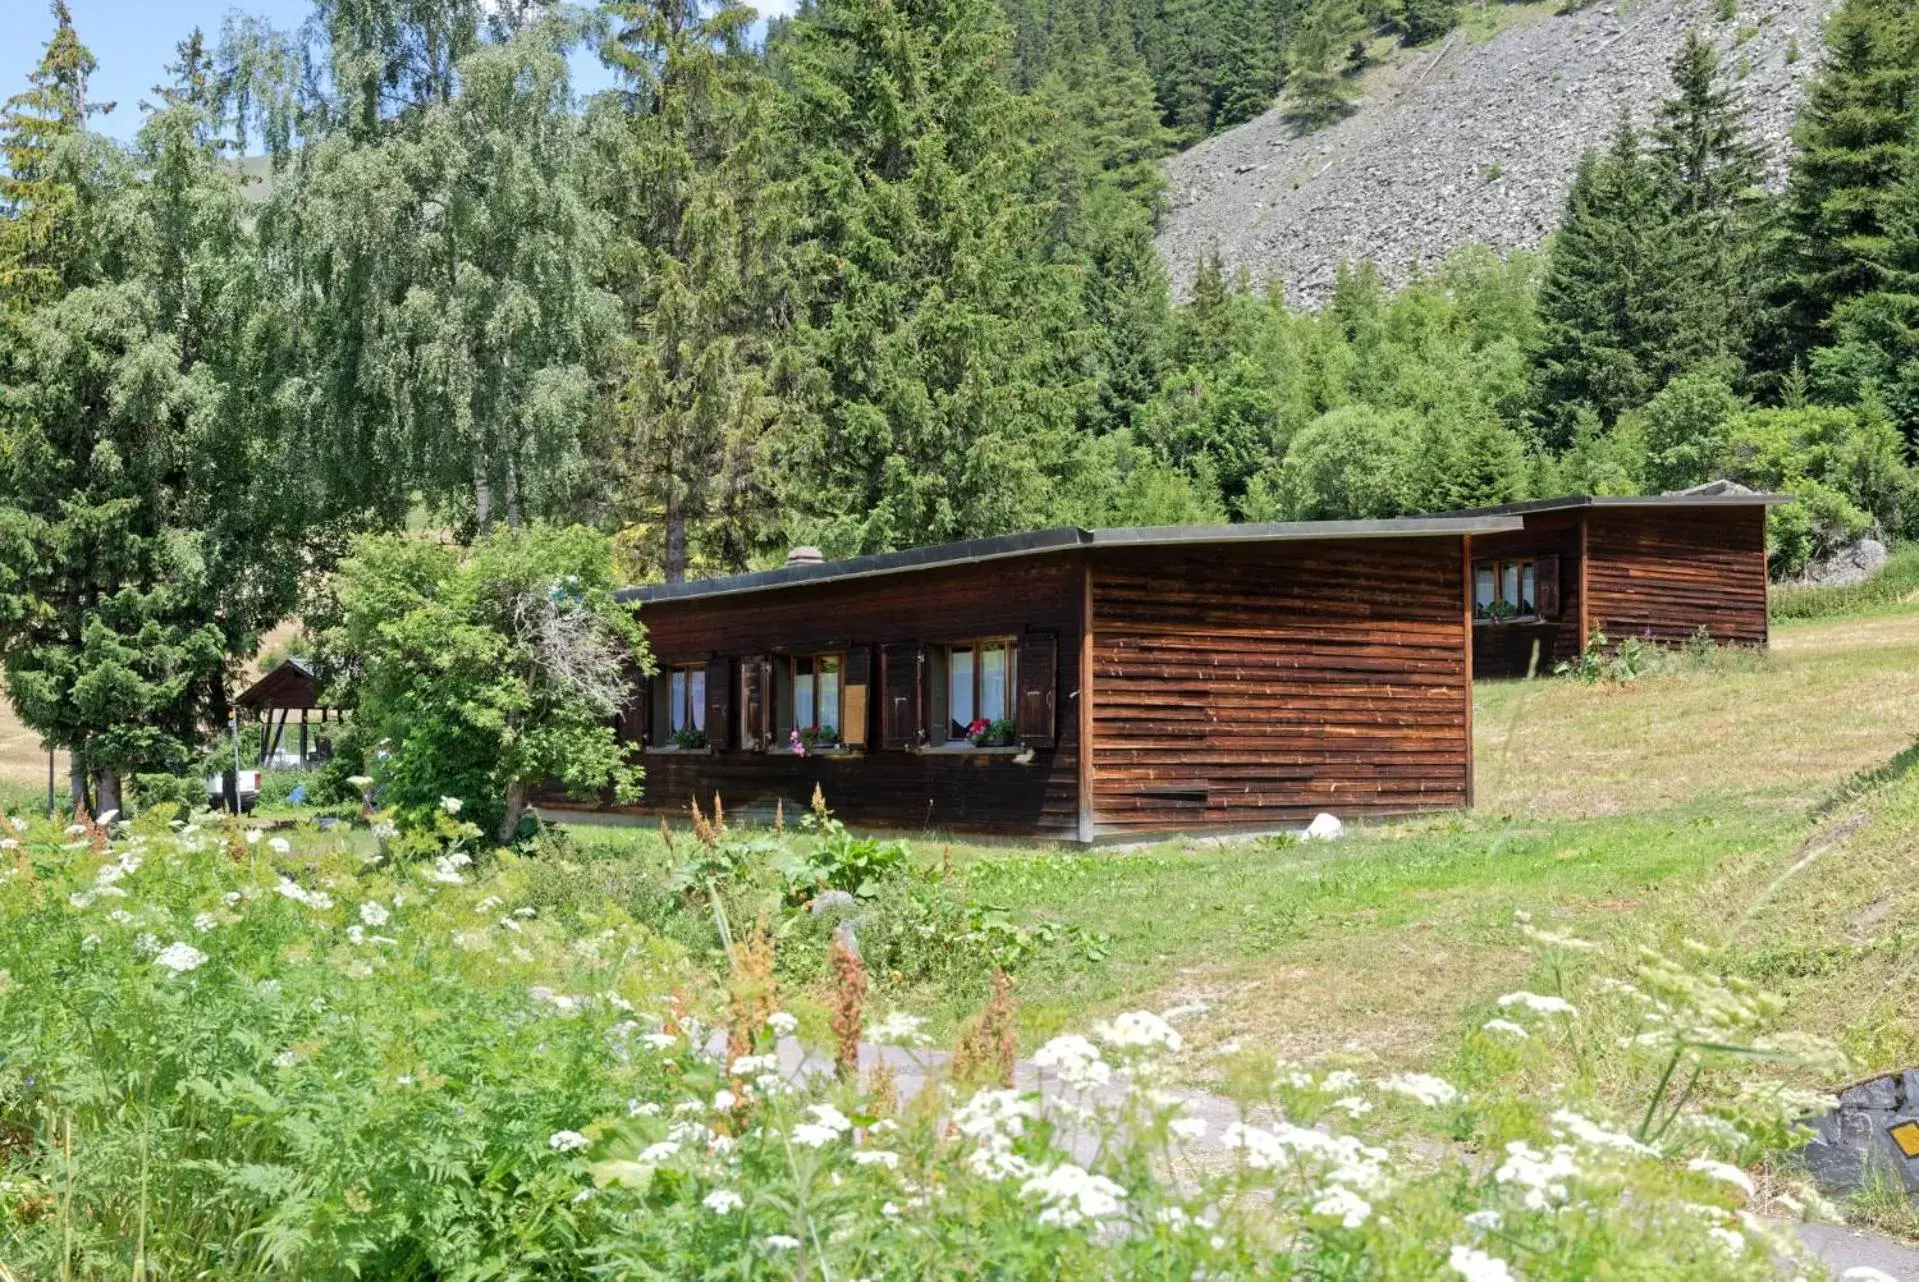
1470,511,1585,679
1584,506,1769,649
1088,538,1471,835
538,556,1087,839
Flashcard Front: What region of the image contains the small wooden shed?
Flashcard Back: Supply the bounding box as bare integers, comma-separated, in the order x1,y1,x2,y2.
1455,491,1789,680
234,658,340,766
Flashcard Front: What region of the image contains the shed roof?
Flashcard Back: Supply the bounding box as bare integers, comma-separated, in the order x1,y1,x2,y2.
1443,489,1794,519
235,657,324,710
622,514,1525,605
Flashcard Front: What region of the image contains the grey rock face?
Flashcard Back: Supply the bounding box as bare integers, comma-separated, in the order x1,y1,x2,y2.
1156,0,1836,307
1798,1070,1919,1198
1794,537,1890,588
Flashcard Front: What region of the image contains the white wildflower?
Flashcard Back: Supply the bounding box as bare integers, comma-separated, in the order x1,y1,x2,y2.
1481,1018,1529,1039
712,1089,737,1112
267,837,291,855
133,932,160,955
792,1103,853,1148
732,1053,780,1075
1707,1226,1746,1254
359,900,390,927
1496,990,1578,1017
866,1011,930,1046
1687,1157,1756,1197
1376,1073,1460,1106
192,911,219,933
1033,1033,1112,1090
762,1235,800,1250
1321,1068,1360,1090
153,941,208,973
1311,1185,1372,1228
1494,1140,1581,1211
1552,1109,1653,1155
853,1149,899,1169
1020,1163,1126,1228
1520,923,1598,951
547,1130,590,1152
628,1100,662,1117
440,795,463,814
1464,1209,1502,1230
882,1201,901,1217
1448,1244,1516,1282
1092,1010,1183,1053
952,1089,1039,1146
767,1010,798,1035
425,854,467,885
1330,1095,1374,1117
703,1188,743,1214
639,1141,680,1163
245,829,263,845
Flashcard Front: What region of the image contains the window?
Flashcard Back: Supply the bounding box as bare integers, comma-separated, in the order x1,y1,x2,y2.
930,640,1017,745
649,663,709,749
1474,558,1536,621
782,653,843,748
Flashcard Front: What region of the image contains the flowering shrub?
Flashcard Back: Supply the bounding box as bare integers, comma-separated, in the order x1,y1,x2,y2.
0,819,1848,1277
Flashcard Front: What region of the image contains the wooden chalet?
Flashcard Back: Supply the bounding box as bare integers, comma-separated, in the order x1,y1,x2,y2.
1457,490,1789,680
544,515,1532,842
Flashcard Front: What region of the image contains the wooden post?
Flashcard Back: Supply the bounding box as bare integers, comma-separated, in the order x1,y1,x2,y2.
1577,513,1591,650
1077,555,1096,845
299,708,308,763
1462,534,1475,810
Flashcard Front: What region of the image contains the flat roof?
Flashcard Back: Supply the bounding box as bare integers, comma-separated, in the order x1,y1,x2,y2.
622,514,1524,605
1445,491,1794,518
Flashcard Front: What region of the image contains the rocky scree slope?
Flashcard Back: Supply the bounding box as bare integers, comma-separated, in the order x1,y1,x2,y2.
1156,0,1834,306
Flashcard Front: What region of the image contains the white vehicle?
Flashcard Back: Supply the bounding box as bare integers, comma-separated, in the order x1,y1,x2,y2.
205,769,262,813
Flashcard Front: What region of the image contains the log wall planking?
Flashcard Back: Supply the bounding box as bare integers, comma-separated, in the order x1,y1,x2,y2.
536,556,1087,838
1584,506,1770,649
1087,539,1471,834
1469,510,1585,679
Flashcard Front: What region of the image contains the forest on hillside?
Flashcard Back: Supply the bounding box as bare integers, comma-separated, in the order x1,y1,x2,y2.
3,0,1919,796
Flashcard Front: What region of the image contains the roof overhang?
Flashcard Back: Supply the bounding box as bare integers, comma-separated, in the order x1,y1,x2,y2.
622,515,1523,606
1447,493,1795,518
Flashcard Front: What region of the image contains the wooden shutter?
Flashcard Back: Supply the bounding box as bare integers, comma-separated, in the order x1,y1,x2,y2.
1535,554,1562,621
880,643,922,750
617,664,648,747
648,674,670,746
705,657,732,750
842,646,871,748
1016,631,1058,748
739,656,769,751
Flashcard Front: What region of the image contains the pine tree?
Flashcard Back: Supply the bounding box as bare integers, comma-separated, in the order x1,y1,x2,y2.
1283,0,1366,129
595,0,789,581
1530,118,1693,442
0,1,110,311
1769,0,1919,368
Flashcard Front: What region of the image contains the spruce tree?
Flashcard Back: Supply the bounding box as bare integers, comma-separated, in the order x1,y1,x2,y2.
772,0,1092,553
594,0,788,581
0,0,110,311
1650,29,1768,375
1398,0,1458,46
1283,0,1366,129
1769,0,1919,368
1530,119,1691,442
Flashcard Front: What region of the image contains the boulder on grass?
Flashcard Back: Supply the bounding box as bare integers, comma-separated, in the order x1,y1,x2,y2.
1797,1069,1919,1198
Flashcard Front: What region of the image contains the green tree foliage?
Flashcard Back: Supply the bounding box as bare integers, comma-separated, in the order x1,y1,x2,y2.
1813,145,1919,441
1397,0,1459,46
1284,0,1368,129
0,22,311,813
0,1,109,311
1530,120,1694,441
593,0,787,582
1768,0,1919,370
248,7,616,532
1716,404,1916,572
771,0,1090,554
1649,30,1769,370
1258,404,1415,519
321,524,646,843
1637,368,1744,493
